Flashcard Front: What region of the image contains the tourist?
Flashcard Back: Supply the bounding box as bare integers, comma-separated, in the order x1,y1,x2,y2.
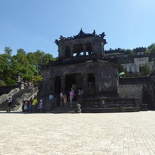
38,99,43,113
6,97,13,112
49,93,54,112
71,85,75,92
24,101,28,112
69,90,74,107
78,88,81,101
32,96,38,113
28,97,33,113
60,91,64,107
22,100,25,112
63,93,67,107
50,95,55,111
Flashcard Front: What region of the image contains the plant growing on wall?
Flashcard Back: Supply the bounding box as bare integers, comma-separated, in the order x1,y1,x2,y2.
140,64,151,76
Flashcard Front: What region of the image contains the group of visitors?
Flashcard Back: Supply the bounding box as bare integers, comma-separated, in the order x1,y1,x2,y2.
59,85,83,107
7,84,83,113
22,96,43,113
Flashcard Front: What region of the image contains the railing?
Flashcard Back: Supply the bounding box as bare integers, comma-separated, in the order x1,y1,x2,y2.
81,97,140,112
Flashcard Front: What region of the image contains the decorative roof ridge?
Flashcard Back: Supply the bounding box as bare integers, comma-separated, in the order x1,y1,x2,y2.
55,29,106,45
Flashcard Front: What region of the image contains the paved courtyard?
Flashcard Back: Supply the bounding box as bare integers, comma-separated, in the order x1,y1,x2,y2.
0,111,155,155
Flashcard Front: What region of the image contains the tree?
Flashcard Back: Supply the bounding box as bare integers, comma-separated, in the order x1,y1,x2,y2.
32,75,43,87
0,46,55,85
0,80,6,86
4,46,12,56
118,64,127,77
140,64,151,76
146,43,155,56
0,53,18,84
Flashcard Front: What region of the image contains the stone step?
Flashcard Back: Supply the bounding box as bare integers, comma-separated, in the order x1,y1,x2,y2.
50,106,76,113
66,101,78,108
0,89,32,111
50,100,82,113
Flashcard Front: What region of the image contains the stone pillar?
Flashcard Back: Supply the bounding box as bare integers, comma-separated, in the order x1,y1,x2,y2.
83,74,88,95
101,42,104,57
70,45,73,57
58,46,63,58
92,42,96,54
60,76,65,92
135,64,139,73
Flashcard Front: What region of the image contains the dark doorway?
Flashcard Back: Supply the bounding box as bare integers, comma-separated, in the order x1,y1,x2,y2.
65,73,83,101
65,74,77,93
54,76,61,96
88,73,95,95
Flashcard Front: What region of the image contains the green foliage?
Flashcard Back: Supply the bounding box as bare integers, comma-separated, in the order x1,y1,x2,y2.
140,64,151,76
32,75,43,87
118,64,127,77
5,78,16,85
22,75,33,82
4,47,12,56
128,50,134,56
0,80,7,86
0,47,55,86
118,64,125,73
146,43,155,56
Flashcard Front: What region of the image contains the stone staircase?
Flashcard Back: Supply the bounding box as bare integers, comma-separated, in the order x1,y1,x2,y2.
0,89,33,111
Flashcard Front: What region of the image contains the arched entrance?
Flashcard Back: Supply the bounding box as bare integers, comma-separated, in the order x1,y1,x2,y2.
88,73,95,95
65,73,83,100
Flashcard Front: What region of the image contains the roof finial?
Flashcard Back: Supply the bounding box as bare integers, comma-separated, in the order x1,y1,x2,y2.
78,28,84,36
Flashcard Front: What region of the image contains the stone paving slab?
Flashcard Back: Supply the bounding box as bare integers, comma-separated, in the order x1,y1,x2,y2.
0,111,155,155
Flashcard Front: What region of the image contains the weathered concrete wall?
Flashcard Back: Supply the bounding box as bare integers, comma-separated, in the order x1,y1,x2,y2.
119,76,155,109
119,84,143,104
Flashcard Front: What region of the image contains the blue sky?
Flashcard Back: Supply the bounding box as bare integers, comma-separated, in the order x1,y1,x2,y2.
0,0,155,58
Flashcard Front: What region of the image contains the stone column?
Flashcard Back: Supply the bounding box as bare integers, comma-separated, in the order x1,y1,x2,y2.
126,64,129,73
60,76,65,92
83,74,88,95
135,64,139,73
101,42,104,56
70,45,74,57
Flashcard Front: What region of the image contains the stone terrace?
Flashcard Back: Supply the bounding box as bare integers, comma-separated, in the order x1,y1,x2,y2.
0,111,155,155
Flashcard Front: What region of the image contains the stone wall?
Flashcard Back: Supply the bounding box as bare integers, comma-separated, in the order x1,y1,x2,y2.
119,76,155,109
40,61,118,98
119,84,143,104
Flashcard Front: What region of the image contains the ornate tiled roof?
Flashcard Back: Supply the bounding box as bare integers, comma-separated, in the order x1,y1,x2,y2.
55,29,106,45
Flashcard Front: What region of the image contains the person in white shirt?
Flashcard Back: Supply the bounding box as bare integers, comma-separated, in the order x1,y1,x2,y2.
60,91,64,107
48,94,54,112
